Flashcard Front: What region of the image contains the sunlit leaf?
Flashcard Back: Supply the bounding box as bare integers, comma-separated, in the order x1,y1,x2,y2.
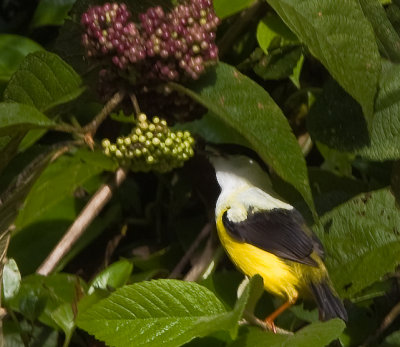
171,62,316,216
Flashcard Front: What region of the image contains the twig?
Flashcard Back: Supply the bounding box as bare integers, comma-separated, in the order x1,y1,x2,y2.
129,93,141,115
169,223,212,279
362,300,400,346
82,91,125,136
184,235,217,282
36,168,128,276
242,310,292,335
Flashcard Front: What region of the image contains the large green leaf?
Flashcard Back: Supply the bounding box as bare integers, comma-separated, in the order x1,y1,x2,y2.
0,103,56,136
213,0,256,19
171,62,315,216
229,320,345,347
4,51,84,113
359,0,400,62
31,0,76,28
265,0,380,120
0,35,43,82
77,277,257,347
308,61,400,161
14,150,104,230
313,188,400,298
176,112,251,148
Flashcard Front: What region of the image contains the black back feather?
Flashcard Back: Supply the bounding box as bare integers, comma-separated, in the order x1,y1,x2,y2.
222,208,321,266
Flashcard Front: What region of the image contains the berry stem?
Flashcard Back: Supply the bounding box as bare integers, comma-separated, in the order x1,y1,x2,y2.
129,93,141,115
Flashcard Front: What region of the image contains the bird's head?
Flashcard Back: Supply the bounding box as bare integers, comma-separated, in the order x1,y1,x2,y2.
209,154,273,193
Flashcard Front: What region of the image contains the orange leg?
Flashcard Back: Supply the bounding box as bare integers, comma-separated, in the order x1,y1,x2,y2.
264,298,297,333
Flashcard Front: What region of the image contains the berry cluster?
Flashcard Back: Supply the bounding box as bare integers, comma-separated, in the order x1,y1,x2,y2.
140,0,219,80
102,113,195,172
81,0,219,81
81,3,146,69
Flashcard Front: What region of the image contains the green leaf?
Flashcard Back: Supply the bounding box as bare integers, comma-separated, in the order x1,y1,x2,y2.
171,62,316,216
15,150,104,230
4,51,84,113
88,259,133,294
8,273,85,339
77,277,258,347
359,0,400,62
0,35,43,82
0,103,56,136
3,319,58,347
77,280,227,347
175,112,251,148
0,145,61,239
256,13,299,54
213,0,256,19
253,46,303,80
387,3,400,37
2,258,21,303
230,319,345,347
313,188,400,298
308,62,400,161
31,0,76,28
382,330,400,346
265,0,380,120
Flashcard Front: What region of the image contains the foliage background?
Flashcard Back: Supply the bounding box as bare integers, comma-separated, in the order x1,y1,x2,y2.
1,0,400,346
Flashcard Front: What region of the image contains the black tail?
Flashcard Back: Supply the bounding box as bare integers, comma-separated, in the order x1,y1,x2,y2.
310,281,348,322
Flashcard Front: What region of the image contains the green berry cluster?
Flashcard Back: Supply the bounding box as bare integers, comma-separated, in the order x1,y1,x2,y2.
102,113,195,172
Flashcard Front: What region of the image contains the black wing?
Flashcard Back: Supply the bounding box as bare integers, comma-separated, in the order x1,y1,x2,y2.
222,208,321,266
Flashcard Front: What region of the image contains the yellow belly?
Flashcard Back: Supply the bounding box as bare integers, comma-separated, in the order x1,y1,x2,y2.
216,213,301,301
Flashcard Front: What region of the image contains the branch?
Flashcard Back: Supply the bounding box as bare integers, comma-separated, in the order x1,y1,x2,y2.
242,311,292,335
169,223,212,279
362,300,400,346
36,168,128,276
184,235,218,282
82,91,125,136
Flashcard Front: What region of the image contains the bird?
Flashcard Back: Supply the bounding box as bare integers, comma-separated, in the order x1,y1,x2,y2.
209,154,347,331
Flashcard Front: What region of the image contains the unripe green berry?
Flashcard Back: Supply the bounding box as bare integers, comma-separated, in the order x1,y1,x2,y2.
102,138,111,147
139,135,146,143
138,113,147,122
148,124,156,132
153,116,160,124
109,144,117,152
152,137,160,146
124,137,131,145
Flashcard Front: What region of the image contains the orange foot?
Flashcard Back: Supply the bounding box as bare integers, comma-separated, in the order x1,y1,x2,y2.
264,298,297,333
264,318,277,333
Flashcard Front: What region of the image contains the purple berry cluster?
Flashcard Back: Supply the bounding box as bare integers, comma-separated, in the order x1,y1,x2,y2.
81,3,146,69
81,0,219,81
139,0,219,81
